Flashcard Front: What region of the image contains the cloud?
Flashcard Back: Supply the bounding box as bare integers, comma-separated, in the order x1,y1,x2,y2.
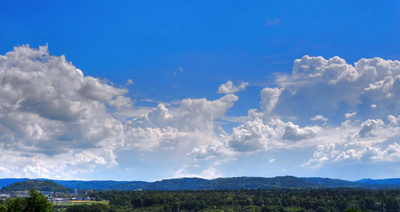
272,56,400,124
227,118,316,152
345,112,357,119
358,119,384,138
174,67,183,77
289,55,360,85
305,142,400,168
189,139,233,161
281,122,317,141
4,46,400,180
1,45,239,175
388,115,400,126
303,117,400,168
362,75,400,115
0,45,131,178
121,55,400,178
371,143,400,161
218,81,248,94
268,55,400,169
182,55,400,165
124,94,239,151
173,163,223,179
108,96,134,109
260,87,284,114
126,79,134,85
303,144,338,168
311,115,328,122
228,118,280,152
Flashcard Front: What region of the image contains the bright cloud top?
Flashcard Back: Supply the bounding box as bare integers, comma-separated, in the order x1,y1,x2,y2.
0,45,130,178
218,81,248,94
1,45,400,180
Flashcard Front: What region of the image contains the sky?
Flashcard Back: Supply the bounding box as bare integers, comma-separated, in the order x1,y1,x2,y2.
1,1,400,181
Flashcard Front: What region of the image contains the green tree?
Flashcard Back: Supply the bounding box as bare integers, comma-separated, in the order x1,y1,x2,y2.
0,203,7,212
345,208,361,212
7,197,25,212
24,188,53,212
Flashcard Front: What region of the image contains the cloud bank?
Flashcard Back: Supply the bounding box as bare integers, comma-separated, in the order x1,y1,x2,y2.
1,45,400,180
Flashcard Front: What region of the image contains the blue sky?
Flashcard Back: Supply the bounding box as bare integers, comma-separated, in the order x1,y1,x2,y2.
1,1,400,181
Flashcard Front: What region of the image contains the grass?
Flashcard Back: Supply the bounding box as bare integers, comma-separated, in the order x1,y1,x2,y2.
52,200,109,206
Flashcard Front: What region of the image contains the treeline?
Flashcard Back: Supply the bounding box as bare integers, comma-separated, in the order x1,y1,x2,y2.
0,188,53,212
62,176,316,191
65,188,400,212
2,176,400,191
54,176,400,191
1,180,71,193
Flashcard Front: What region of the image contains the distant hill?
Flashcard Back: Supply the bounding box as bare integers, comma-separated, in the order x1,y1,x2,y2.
1,180,71,193
302,177,361,188
53,180,150,190
356,178,400,185
107,181,150,190
1,176,400,191
0,178,29,188
210,176,317,190
54,180,129,190
145,177,211,190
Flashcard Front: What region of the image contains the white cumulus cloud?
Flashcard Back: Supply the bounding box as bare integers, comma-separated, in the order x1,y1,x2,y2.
4,46,400,180
311,115,328,122
218,81,248,94
345,112,357,119
260,87,284,114
0,45,131,178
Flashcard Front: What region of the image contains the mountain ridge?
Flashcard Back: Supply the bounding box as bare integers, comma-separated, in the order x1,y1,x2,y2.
1,179,71,193
1,176,400,191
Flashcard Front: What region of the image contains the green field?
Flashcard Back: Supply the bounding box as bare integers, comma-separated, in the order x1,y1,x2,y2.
52,200,109,207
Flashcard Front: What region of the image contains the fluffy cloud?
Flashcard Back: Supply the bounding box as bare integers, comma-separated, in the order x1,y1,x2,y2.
189,139,233,161
281,122,316,141
345,112,357,119
304,116,400,168
124,94,239,151
371,143,400,161
176,94,238,132
358,119,384,138
218,81,248,94
388,115,400,126
273,56,400,125
305,142,400,168
247,55,400,171
4,45,400,180
0,45,130,178
228,118,316,152
311,115,328,122
260,87,284,114
130,94,238,133
303,143,338,168
184,56,400,170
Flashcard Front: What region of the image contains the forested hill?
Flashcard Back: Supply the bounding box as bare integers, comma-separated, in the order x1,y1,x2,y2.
356,178,400,185
50,176,400,190
1,176,400,191
1,180,71,192
145,176,317,190
301,177,362,188
52,180,149,190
